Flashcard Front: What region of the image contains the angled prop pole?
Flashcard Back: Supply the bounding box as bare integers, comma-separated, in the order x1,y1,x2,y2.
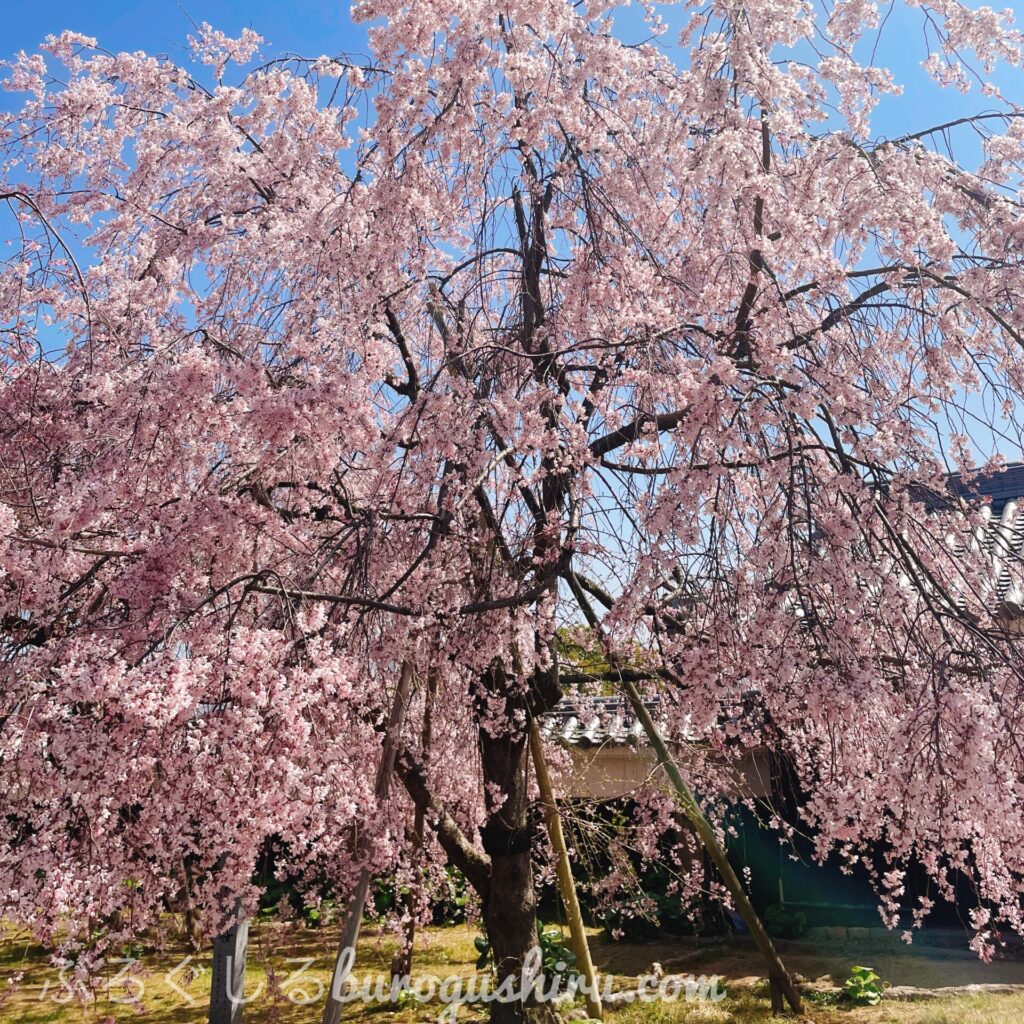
528,721,603,1020
563,570,800,1015
322,661,415,1024
617,677,802,1014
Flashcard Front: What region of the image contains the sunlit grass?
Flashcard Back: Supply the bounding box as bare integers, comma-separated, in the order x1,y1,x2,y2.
1,919,1023,1023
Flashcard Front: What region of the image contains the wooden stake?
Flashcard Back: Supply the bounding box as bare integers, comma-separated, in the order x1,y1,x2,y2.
208,904,249,1024
529,721,603,1020
322,662,415,1024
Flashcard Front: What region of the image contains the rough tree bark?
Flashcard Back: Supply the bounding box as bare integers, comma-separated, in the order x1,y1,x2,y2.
477,664,558,1024
394,658,563,1024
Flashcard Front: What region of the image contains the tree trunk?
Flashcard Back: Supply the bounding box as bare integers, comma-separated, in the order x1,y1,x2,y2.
395,660,564,1024
483,835,547,1024
477,668,557,1024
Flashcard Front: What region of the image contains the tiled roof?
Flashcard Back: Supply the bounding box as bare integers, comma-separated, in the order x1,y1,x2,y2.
931,467,1024,618
545,468,1024,747
947,463,1024,516
539,696,660,747
953,498,1024,617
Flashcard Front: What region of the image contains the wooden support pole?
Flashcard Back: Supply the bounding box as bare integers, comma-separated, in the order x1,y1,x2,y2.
391,670,437,981
529,721,603,1021
618,677,802,1015
209,904,249,1024
561,570,800,1016
322,662,414,1024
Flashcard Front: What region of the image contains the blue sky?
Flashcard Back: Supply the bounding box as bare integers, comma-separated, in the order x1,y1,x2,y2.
5,0,1021,144
4,1,367,62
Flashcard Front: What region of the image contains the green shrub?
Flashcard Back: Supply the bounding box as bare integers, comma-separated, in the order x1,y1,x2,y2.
474,925,579,984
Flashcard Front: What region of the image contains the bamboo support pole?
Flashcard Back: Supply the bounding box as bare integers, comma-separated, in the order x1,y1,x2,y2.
618,677,802,1014
529,721,603,1020
561,569,800,1015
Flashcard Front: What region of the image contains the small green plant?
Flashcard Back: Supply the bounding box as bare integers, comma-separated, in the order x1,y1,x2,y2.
537,926,578,980
120,940,144,960
843,965,887,1006
474,925,579,983
803,988,842,1006
393,987,418,1009
300,900,335,928
432,867,472,924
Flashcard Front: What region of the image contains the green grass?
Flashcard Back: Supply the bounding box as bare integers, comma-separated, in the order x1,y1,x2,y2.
1,919,1023,1023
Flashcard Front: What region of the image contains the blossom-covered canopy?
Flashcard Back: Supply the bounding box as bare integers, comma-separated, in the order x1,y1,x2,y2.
2,0,1024,958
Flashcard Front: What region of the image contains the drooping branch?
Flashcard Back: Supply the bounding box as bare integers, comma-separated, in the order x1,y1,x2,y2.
394,747,492,898
589,408,691,458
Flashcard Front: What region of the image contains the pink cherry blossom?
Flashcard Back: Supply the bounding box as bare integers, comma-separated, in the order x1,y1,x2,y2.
1,0,1024,1006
